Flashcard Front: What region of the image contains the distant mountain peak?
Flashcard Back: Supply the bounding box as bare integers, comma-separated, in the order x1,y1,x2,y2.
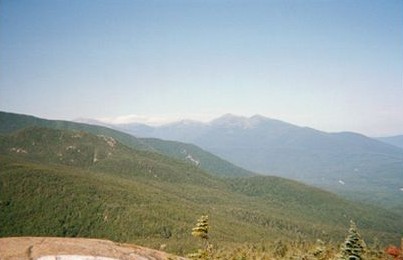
211,113,246,121
209,114,273,129
249,114,269,124
250,114,266,119
169,119,205,126
210,114,252,129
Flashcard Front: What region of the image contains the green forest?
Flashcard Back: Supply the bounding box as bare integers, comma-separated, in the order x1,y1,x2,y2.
0,112,402,259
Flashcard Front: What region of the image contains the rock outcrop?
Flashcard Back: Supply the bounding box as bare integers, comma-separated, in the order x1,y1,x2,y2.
0,237,186,260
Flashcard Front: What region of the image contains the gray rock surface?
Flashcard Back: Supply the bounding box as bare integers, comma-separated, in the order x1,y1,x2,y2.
0,237,186,260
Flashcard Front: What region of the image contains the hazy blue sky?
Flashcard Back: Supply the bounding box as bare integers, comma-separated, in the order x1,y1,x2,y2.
1,0,402,136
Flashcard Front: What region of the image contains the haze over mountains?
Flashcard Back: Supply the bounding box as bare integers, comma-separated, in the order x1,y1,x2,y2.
78,114,403,210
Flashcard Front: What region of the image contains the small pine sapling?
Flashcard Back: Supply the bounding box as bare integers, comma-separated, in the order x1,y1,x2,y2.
189,215,212,259
338,220,366,260
192,215,209,241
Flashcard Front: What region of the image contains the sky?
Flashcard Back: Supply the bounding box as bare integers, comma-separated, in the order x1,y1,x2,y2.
0,0,402,136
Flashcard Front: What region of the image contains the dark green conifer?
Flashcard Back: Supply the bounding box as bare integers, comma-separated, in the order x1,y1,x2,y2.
338,220,366,260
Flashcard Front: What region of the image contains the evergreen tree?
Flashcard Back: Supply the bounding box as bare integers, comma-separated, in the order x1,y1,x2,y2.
338,220,366,260
189,215,211,259
191,215,209,240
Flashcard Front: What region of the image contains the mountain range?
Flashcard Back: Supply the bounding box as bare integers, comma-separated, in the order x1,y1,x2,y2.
377,135,403,149
1,112,403,255
77,114,403,211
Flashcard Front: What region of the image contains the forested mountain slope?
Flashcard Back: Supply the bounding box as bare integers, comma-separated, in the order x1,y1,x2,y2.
0,111,253,177
1,127,402,255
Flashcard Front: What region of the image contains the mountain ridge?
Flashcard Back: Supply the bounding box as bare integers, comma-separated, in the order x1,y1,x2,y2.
0,111,254,178
378,135,403,149
78,113,403,210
